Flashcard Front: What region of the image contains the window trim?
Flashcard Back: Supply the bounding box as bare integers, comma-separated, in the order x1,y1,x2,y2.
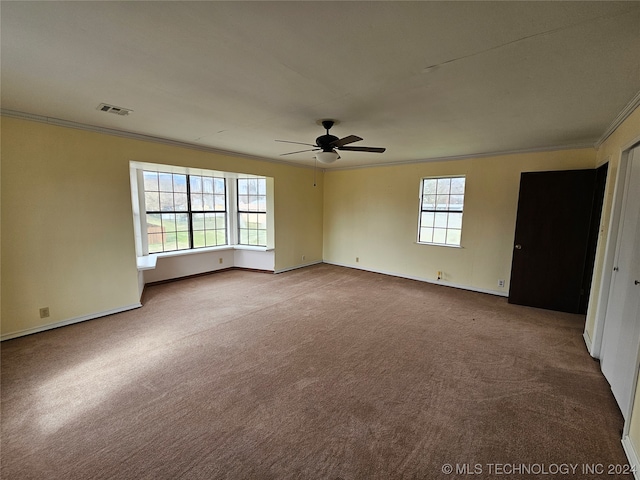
417,175,466,247
143,171,228,253
130,161,273,258
237,177,268,247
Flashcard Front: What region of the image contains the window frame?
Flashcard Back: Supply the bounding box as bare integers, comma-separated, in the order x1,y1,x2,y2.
131,161,273,258
143,170,228,254
417,175,466,247
237,177,268,247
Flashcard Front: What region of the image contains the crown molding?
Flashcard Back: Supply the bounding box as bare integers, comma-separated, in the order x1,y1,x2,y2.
0,109,317,171
326,142,596,172
4,107,620,173
596,89,640,148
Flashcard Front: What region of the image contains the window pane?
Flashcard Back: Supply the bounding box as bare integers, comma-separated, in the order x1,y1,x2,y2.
176,213,189,231
161,213,176,231
434,212,448,228
238,179,248,194
421,212,434,228
435,195,449,210
436,178,451,194
174,193,188,211
239,212,248,229
214,195,226,211
448,212,463,229
148,241,163,254
248,196,257,211
249,213,258,227
423,179,437,195
143,171,159,191
193,230,205,248
238,195,249,210
203,194,214,210
192,213,205,230
258,179,266,195
205,213,216,229
451,177,465,194
147,214,164,253
205,230,218,247
216,229,227,245
163,232,177,251
215,213,226,229
433,228,447,244
446,229,461,246
449,195,464,210
258,230,267,246
191,193,203,211
214,178,225,194
249,229,259,245
257,213,267,229
248,179,258,194
159,173,173,191
145,192,160,211
190,176,202,193
419,227,433,243
239,229,249,244
147,213,162,227
202,177,214,194
258,196,267,212
177,232,190,250
160,192,174,211
173,174,187,193
422,195,436,210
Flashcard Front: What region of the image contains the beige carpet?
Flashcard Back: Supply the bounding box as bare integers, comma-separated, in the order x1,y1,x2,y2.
1,264,631,479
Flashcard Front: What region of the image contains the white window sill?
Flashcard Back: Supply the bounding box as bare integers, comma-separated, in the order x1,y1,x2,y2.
137,244,273,271
415,242,464,249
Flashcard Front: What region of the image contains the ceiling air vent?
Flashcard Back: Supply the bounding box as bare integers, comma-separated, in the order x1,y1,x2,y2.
96,103,132,116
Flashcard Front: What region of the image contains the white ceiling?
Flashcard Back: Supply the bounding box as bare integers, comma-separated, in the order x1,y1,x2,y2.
2,1,639,169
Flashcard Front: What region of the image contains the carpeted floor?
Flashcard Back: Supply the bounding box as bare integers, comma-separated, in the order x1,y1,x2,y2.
1,264,631,479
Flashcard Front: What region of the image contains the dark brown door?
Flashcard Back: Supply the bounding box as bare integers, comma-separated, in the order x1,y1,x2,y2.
508,169,597,313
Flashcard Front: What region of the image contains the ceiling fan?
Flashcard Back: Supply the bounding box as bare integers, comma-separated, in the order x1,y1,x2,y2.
276,120,386,164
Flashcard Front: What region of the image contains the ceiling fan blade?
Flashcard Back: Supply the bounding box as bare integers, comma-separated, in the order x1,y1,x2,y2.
338,146,386,153
275,140,318,147
280,148,320,156
330,135,363,148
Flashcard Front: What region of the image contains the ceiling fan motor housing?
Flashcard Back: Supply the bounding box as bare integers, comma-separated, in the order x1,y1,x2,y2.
316,134,339,151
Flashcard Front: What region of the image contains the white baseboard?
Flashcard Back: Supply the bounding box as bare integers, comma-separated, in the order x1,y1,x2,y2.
323,261,509,297
1,303,142,341
583,330,594,356
274,260,323,274
622,435,640,480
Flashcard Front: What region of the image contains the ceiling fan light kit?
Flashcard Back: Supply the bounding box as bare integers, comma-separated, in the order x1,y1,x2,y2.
315,151,340,164
277,119,386,164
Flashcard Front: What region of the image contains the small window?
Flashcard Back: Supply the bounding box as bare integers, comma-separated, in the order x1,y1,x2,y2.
418,176,465,246
237,178,267,246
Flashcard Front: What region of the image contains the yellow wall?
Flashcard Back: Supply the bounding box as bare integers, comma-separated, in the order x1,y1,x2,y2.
323,148,596,294
1,117,323,337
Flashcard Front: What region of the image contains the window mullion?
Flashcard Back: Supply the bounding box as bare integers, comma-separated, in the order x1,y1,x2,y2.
186,174,193,249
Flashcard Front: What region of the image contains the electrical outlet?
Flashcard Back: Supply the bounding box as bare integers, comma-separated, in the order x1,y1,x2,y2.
219,258,223,264
437,271,442,280
356,257,359,263
39,307,50,318
498,279,505,288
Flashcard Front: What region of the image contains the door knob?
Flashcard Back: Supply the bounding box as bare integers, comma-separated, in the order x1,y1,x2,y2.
515,244,522,250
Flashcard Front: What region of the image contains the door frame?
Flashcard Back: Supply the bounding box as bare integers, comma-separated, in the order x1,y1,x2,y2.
590,136,640,362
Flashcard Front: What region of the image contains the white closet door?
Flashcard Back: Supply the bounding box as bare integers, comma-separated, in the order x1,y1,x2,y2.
600,146,640,419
